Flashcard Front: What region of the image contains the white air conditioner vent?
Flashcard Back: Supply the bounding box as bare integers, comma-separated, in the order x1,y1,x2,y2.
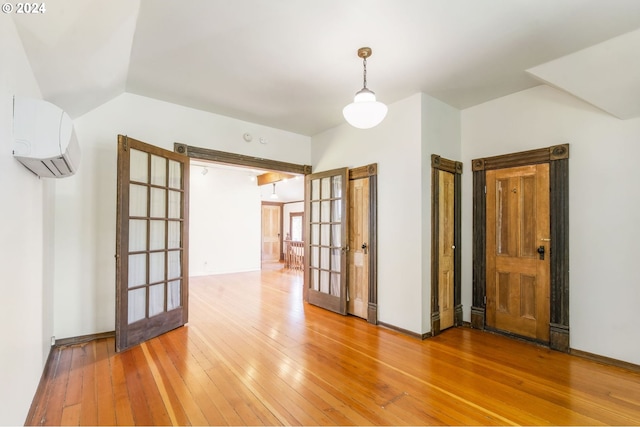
12,97,81,178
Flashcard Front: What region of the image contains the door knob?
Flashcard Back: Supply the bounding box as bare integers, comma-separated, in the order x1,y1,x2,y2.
537,245,545,260
361,243,368,254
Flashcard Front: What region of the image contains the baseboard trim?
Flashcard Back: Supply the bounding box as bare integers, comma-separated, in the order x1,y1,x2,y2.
55,331,115,347
570,348,640,373
378,321,432,340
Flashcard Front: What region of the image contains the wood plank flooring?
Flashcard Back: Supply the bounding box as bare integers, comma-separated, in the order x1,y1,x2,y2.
27,265,640,425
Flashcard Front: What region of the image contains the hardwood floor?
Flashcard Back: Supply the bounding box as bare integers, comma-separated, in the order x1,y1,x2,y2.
28,265,640,425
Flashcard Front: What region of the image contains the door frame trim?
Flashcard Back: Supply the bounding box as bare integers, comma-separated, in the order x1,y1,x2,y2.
349,164,379,324
174,143,312,175
430,155,463,335
471,144,570,352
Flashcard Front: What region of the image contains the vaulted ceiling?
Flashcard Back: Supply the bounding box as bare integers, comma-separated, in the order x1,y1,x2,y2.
10,0,640,136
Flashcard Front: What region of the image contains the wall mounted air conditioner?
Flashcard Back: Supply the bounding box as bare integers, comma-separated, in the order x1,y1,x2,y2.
12,97,81,178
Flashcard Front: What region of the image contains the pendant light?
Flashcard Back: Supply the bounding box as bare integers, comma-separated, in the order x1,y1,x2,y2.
270,182,278,199
343,47,388,129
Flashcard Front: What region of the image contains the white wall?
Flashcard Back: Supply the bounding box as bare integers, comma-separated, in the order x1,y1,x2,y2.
461,85,640,365
190,164,261,276
56,92,311,339
0,18,52,426
312,93,459,335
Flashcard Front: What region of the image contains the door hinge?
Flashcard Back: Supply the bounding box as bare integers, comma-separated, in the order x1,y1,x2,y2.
484,186,487,194
484,295,487,305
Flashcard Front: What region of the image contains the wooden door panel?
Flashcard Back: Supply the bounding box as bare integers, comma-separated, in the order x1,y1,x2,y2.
438,170,455,330
486,164,549,342
348,177,369,319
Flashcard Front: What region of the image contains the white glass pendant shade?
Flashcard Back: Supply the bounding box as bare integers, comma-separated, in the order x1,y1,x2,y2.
343,88,388,129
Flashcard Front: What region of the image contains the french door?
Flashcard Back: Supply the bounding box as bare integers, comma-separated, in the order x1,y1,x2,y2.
115,135,190,352
304,168,348,314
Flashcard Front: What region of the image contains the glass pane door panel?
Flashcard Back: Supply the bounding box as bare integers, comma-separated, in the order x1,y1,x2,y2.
332,175,342,198
149,284,165,317
149,220,166,250
321,201,330,222
320,247,330,270
168,191,181,218
330,273,340,296
321,224,330,245
149,252,165,283
311,179,320,200
321,177,331,198
167,221,181,248
151,155,167,186
167,280,181,310
168,250,181,279
311,202,319,222
320,271,330,293
128,288,146,324
129,185,147,217
150,188,166,217
311,224,319,244
331,224,341,246
168,160,182,189
311,246,319,267
129,220,147,252
130,149,148,183
312,270,319,291
128,254,147,288
331,248,341,271
332,200,342,221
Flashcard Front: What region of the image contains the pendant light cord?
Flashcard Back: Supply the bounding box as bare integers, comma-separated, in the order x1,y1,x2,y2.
362,57,368,89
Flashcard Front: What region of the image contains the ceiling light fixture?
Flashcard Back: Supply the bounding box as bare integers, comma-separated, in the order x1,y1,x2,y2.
270,183,278,199
343,47,387,129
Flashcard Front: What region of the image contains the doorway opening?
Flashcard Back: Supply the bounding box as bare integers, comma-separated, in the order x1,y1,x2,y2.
176,143,310,275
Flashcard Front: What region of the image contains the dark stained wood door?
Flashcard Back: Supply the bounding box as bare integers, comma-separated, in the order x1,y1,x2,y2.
116,135,190,352
438,170,455,330
486,164,550,341
304,168,348,315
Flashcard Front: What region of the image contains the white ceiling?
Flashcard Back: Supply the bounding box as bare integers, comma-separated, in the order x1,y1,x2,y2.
10,0,640,136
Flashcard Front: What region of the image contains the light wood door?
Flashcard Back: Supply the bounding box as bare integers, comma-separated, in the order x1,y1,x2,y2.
486,164,550,341
438,170,455,330
305,168,348,314
115,135,189,352
261,204,281,262
348,177,369,319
